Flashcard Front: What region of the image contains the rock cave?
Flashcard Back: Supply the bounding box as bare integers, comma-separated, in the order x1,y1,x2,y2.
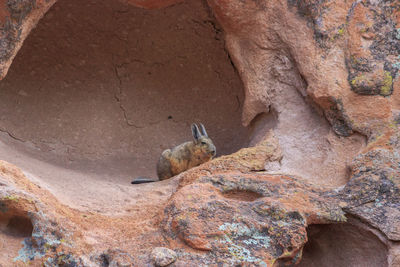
0,0,251,209
0,0,399,266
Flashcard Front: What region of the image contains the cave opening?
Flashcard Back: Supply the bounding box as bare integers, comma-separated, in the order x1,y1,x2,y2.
0,0,251,210
299,223,388,267
0,205,34,263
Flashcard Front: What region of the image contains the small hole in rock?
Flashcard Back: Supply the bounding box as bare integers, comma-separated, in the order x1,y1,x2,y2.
99,253,110,267
222,190,263,202
0,212,34,263
5,215,34,238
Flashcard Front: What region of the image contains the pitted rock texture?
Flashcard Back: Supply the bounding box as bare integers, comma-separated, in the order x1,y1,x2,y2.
96,249,136,267
345,1,399,96
151,247,177,267
341,128,400,241
162,173,345,266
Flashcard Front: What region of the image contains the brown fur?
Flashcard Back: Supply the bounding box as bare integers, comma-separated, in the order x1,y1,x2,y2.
157,124,216,180
131,123,216,184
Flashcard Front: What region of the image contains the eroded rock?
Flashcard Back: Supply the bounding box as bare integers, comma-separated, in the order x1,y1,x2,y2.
342,128,400,241
0,0,398,266
151,247,177,267
162,172,345,266
98,249,135,267
0,162,80,266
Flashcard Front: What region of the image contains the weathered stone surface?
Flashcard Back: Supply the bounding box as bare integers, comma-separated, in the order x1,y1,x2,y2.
97,249,135,267
207,0,397,137
176,130,282,188
0,0,398,266
0,160,166,266
162,172,345,266
346,1,399,96
151,247,177,267
341,128,400,241
0,161,82,266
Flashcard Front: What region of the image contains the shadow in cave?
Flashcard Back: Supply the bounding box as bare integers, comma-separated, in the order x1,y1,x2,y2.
299,223,388,267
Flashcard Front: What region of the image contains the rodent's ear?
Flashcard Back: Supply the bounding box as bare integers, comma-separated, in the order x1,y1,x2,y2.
199,123,208,137
191,123,200,141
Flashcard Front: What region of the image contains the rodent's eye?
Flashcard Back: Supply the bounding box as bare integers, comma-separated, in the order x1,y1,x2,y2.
201,141,207,145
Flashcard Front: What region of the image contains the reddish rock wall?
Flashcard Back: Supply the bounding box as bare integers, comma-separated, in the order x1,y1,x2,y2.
0,0,399,266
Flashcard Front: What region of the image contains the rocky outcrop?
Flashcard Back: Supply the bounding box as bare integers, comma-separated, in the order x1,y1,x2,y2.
207,0,398,138
0,130,395,266
0,137,346,266
162,172,345,266
342,128,400,241
0,0,399,266
0,161,82,265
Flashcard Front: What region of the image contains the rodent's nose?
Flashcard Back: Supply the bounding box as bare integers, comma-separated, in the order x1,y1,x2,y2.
211,150,216,156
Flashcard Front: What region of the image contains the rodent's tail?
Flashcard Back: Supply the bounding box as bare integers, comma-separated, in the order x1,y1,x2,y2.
131,177,157,184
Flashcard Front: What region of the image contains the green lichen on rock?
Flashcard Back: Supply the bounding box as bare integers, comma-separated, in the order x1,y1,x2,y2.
345,1,399,96
337,26,345,36
3,194,19,202
0,195,20,213
287,0,349,48
380,71,393,96
350,73,371,87
348,72,373,94
217,222,269,266
348,70,393,96
14,238,46,264
44,253,82,267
